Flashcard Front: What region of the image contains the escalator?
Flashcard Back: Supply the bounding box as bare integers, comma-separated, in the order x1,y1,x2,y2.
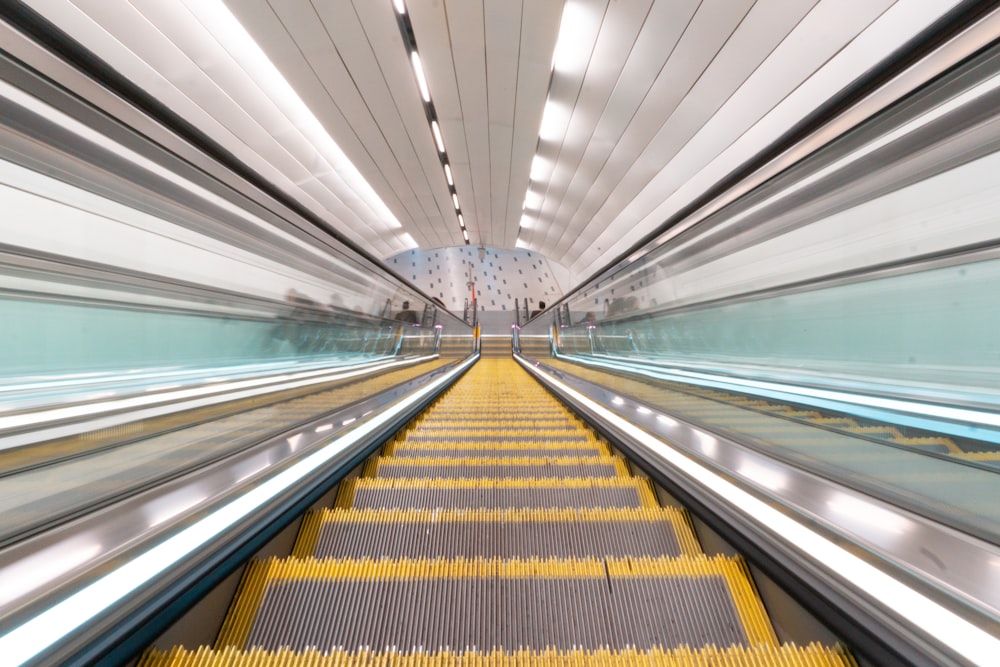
140,358,854,667
540,357,1000,542
0,358,453,546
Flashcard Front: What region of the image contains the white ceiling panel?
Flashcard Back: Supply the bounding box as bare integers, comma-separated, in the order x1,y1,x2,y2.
567,0,900,272
547,0,757,259
558,0,822,263
23,0,966,287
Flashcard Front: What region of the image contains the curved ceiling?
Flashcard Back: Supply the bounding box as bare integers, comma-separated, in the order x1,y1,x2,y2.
22,0,964,285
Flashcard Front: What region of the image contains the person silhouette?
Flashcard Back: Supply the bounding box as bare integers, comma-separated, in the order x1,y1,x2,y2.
394,300,419,324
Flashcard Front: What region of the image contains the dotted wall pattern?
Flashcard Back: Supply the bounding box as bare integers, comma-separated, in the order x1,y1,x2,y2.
388,247,565,312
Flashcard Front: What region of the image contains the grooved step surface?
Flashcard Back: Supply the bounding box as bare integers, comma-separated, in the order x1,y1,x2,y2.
225,556,768,653
384,447,608,458
339,477,659,509
296,508,699,559
399,434,596,443
142,644,856,667
248,574,743,651
368,456,628,479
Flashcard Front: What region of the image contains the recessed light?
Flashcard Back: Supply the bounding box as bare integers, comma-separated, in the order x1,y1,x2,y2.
431,120,445,153
410,52,430,102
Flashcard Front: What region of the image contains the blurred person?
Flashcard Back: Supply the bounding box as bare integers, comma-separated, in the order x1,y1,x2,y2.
394,300,419,324
529,300,546,319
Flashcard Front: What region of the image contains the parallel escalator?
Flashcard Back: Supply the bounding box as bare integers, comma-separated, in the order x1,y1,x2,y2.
139,358,854,667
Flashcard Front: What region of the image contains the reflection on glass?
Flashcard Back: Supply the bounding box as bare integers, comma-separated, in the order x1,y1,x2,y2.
517,46,1000,543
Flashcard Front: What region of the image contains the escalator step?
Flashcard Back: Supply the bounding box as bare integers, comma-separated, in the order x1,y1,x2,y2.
141,643,857,666
336,477,660,509
383,445,610,458
397,429,594,440
292,507,701,559
216,555,775,652
364,455,630,479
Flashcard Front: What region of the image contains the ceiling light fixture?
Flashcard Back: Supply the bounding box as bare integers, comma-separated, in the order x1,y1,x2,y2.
523,188,542,211
393,2,468,245
431,120,445,153
410,52,431,103
530,154,554,181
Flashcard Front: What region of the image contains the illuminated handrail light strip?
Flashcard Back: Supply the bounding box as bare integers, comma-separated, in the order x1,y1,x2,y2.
0,354,478,666
564,354,1000,443
515,356,1000,666
0,356,435,433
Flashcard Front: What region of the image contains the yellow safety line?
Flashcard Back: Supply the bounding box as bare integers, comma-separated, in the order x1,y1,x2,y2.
225,554,750,583
364,456,631,478
383,440,612,455
148,643,857,666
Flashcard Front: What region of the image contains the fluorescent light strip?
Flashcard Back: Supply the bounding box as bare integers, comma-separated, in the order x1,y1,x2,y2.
393,0,406,14
458,213,465,228
516,357,1000,665
0,356,433,433
410,52,431,103
395,14,466,244
0,354,478,666
431,120,445,153
567,354,1000,444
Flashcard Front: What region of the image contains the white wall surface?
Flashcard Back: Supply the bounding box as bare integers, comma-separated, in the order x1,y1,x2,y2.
387,246,566,312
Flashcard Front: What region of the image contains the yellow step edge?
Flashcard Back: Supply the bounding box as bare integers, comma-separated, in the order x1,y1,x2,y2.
293,507,702,557
396,428,594,437
363,456,630,478
142,643,857,667
215,558,279,649
335,476,660,509
889,435,963,453
383,440,611,456
291,511,325,558
959,451,1000,461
